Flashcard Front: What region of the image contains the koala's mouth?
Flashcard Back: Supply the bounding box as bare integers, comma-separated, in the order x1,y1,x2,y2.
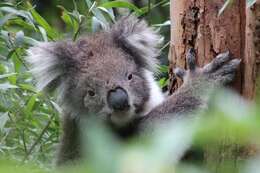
108,106,136,126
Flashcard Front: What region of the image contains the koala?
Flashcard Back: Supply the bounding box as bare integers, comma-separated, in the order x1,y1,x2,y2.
26,15,240,166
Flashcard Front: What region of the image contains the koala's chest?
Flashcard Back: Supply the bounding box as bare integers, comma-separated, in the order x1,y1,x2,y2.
108,118,142,140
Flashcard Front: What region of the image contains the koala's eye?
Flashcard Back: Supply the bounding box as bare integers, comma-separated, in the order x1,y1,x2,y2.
88,90,95,97
128,74,133,80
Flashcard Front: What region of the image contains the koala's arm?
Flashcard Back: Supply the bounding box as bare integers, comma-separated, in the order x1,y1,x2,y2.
141,49,240,124
56,113,81,166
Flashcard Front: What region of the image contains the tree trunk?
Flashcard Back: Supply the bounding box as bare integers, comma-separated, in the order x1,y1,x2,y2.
169,0,260,99
169,0,260,171
243,1,260,99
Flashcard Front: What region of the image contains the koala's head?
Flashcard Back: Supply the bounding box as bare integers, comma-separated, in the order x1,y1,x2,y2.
26,15,164,126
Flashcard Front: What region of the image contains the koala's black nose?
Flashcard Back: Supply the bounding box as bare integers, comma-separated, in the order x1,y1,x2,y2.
107,87,129,111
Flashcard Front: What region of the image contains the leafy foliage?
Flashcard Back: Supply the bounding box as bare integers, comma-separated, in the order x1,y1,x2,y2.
1,89,260,173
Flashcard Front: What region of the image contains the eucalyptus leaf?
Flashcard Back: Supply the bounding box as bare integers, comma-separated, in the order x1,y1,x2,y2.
0,7,34,25
152,20,170,27
23,36,39,46
0,13,15,27
0,83,18,90
0,112,9,131
0,2,14,7
97,7,115,22
7,18,35,31
85,0,109,29
0,73,16,79
25,94,38,115
28,4,59,40
38,26,48,42
18,84,37,93
50,101,62,114
99,1,142,15
58,5,79,33
91,16,102,32
15,31,24,47
247,0,256,8
218,0,234,16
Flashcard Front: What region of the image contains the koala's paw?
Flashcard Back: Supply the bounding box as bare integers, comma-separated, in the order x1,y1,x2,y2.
174,48,241,85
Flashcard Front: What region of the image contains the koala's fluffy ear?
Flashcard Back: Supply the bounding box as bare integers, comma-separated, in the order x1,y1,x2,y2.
111,15,163,72
26,41,78,91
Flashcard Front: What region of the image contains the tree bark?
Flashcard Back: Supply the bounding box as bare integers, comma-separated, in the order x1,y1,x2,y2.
169,0,260,99
243,1,260,99
169,0,260,171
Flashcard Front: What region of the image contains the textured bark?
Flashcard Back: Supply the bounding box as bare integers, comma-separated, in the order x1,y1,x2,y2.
169,0,260,171
169,0,260,99
243,1,260,99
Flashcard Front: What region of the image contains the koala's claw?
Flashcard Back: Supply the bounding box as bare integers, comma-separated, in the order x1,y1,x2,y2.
213,59,241,84
214,59,241,75
173,48,196,80
186,48,196,71
173,49,241,85
202,51,231,73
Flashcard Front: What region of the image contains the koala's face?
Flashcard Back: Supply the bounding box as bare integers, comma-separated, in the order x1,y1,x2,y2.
70,34,151,125
26,15,164,126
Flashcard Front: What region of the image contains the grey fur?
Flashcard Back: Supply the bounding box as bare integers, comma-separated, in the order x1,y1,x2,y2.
110,15,163,72
142,50,240,124
174,68,186,79
203,51,231,73
25,15,240,166
56,113,81,166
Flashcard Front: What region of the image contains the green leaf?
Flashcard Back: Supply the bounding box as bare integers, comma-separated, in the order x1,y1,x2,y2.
23,36,39,46
6,50,15,60
38,26,48,42
58,6,78,32
218,0,234,16
0,7,34,26
91,16,102,32
247,0,256,8
97,7,115,22
11,54,22,73
0,2,14,8
0,83,18,90
85,0,109,29
25,94,38,115
0,73,16,79
162,2,170,6
15,31,24,47
99,1,142,15
139,0,169,16
28,4,59,40
50,101,62,114
7,18,35,31
158,65,168,73
0,30,12,48
152,20,170,27
158,77,168,88
18,84,37,93
0,112,9,131
0,13,15,27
